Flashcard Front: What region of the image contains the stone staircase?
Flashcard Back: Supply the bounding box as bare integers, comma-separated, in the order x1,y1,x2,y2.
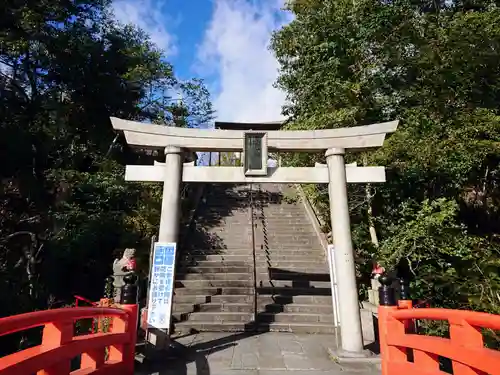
172,183,336,334
173,184,255,332
253,184,335,333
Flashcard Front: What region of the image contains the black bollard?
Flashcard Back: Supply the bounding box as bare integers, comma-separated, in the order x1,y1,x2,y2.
399,277,410,301
378,274,396,306
121,273,138,305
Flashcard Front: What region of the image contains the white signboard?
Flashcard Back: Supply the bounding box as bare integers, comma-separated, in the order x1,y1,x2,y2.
147,242,177,329
327,245,341,326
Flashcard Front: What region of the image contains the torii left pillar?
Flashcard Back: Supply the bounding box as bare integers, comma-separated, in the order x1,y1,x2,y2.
147,145,183,351
159,146,183,242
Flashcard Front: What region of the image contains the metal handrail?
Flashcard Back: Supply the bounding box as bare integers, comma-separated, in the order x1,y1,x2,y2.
249,184,258,323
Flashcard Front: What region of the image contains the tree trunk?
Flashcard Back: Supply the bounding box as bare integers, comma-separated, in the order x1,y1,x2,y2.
363,155,379,247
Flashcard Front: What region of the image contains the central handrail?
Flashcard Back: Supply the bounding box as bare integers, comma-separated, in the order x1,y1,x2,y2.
249,183,258,324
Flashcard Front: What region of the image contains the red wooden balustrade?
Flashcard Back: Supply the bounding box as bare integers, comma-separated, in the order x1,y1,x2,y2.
74,296,97,308
378,306,500,375
0,303,138,375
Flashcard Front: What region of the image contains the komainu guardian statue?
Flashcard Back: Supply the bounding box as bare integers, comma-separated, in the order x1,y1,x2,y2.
112,248,136,303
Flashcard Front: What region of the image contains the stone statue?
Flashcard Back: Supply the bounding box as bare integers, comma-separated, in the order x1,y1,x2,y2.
112,248,136,303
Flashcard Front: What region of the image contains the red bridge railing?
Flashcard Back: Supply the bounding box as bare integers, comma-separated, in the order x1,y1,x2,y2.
0,304,138,375
378,275,500,375
0,275,138,375
379,306,500,375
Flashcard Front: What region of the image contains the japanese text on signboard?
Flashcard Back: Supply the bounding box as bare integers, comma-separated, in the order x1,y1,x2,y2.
147,242,176,329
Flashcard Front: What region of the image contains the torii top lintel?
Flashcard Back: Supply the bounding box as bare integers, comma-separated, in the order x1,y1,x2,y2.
110,117,398,152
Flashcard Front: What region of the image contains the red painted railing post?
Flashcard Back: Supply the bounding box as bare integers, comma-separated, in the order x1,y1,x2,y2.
108,273,138,374
37,320,73,375
449,318,484,375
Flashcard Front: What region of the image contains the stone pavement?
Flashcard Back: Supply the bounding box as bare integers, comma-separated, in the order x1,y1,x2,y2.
135,332,381,375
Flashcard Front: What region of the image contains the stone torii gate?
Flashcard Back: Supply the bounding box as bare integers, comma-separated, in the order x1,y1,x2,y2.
110,116,398,356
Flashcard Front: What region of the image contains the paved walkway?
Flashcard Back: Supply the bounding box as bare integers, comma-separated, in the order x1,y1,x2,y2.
135,332,381,375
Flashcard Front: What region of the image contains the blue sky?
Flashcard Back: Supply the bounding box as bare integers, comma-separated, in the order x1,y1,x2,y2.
111,0,293,123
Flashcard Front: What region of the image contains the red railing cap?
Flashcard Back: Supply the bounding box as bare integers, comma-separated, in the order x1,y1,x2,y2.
389,307,500,331
0,307,128,336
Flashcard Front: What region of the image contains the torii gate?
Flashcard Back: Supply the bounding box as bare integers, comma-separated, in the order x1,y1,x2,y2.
110,116,398,356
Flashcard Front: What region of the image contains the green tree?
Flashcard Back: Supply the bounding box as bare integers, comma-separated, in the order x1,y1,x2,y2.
0,0,213,352
271,0,500,312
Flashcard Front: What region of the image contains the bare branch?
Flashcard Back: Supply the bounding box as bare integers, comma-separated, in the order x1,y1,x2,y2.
2,231,36,243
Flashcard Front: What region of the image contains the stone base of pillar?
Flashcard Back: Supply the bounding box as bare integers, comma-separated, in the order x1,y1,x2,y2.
136,328,188,366
327,347,381,363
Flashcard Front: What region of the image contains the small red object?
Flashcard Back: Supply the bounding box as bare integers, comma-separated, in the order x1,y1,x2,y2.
126,259,136,270
372,262,385,275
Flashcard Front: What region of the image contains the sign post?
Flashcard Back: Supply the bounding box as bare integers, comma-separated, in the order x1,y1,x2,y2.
327,244,341,327
147,242,177,331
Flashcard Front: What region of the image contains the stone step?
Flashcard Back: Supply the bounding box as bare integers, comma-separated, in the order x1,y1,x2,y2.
175,279,253,288
255,260,325,266
258,227,316,233
176,272,251,281
254,255,325,261
255,249,323,255
256,272,330,282
197,244,252,250
205,222,252,227
254,260,328,267
174,287,253,295
174,311,254,322
255,258,327,264
256,286,332,296
260,220,310,225
257,322,338,334
181,254,253,262
173,303,253,313
256,236,313,240
177,264,328,273
173,321,256,333
257,295,332,305
173,321,338,334
210,244,254,249
181,261,253,268
177,266,251,273
256,267,329,274
256,245,322,251
204,233,252,238
256,312,333,324
188,249,252,255
176,272,331,282
173,302,332,315
174,294,253,304
257,235,317,241
184,249,324,257
204,210,250,214
258,303,333,314
256,280,331,288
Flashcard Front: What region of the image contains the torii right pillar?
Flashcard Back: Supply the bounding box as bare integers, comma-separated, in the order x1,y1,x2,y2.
326,147,364,355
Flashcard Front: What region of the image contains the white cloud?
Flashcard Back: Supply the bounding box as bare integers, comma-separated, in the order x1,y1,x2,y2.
196,0,292,123
111,0,177,56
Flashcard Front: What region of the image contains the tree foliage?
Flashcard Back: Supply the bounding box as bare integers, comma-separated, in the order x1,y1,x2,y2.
272,0,500,313
0,0,213,349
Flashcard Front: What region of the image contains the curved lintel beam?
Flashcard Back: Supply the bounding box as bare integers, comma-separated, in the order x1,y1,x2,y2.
110,117,398,152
